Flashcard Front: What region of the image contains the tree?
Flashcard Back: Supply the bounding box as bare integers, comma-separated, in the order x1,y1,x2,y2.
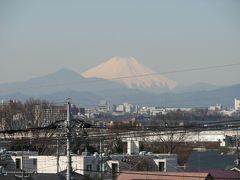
107,136,124,154
157,130,187,154
23,98,52,128
0,101,25,130
148,111,188,154
0,98,66,155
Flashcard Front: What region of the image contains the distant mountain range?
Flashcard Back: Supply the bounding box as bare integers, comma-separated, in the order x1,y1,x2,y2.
173,82,222,93
0,65,239,107
0,68,125,96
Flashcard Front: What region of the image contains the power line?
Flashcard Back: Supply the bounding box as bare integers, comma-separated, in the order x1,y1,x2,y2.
2,102,239,179
0,62,239,93
107,62,240,80
0,82,239,108
0,118,239,135
1,124,239,143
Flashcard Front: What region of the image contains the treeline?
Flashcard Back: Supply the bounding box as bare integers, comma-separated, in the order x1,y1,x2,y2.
0,98,65,130
151,109,232,126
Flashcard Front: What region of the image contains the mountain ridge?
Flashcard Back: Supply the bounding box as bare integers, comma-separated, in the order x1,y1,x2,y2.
2,83,239,107
0,68,126,96
0,68,239,107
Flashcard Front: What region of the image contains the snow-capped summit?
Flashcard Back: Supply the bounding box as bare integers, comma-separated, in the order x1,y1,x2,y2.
81,56,177,90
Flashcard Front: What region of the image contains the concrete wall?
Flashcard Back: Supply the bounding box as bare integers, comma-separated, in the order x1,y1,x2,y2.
127,140,139,155
122,130,240,147
153,154,178,172
10,155,99,179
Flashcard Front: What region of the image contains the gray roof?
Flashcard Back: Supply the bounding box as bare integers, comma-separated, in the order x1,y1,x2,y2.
104,154,177,172
186,150,236,171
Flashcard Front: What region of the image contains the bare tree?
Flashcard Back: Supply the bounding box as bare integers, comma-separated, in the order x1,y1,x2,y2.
22,98,50,128
157,130,187,154
0,98,66,155
0,101,25,130
146,110,189,154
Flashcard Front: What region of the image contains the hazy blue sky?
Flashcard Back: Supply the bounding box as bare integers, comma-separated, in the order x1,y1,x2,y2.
0,0,239,86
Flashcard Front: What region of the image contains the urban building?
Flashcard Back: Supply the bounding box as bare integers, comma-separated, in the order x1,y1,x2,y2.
208,104,222,111
104,153,178,179
185,149,236,172
235,98,240,111
2,151,99,179
98,100,113,113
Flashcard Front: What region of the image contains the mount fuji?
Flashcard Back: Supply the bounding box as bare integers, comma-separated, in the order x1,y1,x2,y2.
81,57,177,91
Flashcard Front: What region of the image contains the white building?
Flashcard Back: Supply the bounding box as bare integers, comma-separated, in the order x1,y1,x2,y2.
105,153,178,174
3,138,180,179
138,106,192,116
235,98,240,111
7,152,99,179
126,140,140,155
123,103,134,114
115,103,134,114
208,104,222,111
220,109,236,116
98,100,113,113
116,104,125,112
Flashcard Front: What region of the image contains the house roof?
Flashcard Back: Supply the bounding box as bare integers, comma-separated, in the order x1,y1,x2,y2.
105,154,177,172
205,169,240,180
117,171,211,180
186,150,235,171
118,155,158,171
230,166,240,172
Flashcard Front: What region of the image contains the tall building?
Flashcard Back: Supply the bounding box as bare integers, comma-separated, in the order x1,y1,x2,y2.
235,98,240,111
98,100,113,112
42,105,67,126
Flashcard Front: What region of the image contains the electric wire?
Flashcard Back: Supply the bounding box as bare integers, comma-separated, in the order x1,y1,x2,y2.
0,62,239,93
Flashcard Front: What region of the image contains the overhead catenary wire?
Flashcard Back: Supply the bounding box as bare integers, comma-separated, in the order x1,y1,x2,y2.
3,141,238,177
0,121,239,177
1,116,240,133
1,122,240,143
105,62,240,81
0,101,239,177
1,117,240,134
1,104,240,147
1,101,238,179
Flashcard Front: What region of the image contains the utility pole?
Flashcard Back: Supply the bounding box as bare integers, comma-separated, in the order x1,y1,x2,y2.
57,137,59,173
197,130,200,172
236,134,239,166
100,134,102,180
21,139,24,180
66,100,72,180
